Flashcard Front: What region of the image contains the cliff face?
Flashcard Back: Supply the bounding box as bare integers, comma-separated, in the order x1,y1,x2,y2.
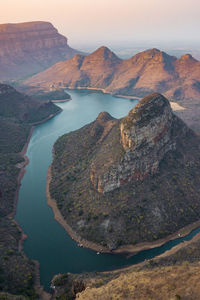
0,21,79,81
91,94,177,193
26,47,200,103
50,93,200,250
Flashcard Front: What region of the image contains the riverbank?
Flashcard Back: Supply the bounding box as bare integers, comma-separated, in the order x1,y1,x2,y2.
67,86,141,101
46,164,200,257
51,97,71,103
67,87,186,112
46,166,109,253
12,110,62,299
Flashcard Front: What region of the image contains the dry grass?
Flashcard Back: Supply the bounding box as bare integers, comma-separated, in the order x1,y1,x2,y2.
76,263,200,300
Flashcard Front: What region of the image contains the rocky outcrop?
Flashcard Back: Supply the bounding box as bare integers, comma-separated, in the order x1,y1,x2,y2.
26,47,200,103
50,93,200,250
91,94,179,193
0,21,79,81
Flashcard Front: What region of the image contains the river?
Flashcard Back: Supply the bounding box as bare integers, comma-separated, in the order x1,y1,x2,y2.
15,89,200,290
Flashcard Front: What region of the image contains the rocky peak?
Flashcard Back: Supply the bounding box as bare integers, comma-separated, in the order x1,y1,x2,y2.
91,93,185,193
96,111,114,123
120,93,173,150
179,54,198,64
129,48,176,70
90,112,116,139
180,53,196,60
88,46,121,62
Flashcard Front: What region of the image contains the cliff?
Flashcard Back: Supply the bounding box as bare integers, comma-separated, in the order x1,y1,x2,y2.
49,93,200,251
0,21,79,81
26,47,200,103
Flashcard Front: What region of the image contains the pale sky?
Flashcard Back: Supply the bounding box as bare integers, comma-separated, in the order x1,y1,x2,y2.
1,0,200,48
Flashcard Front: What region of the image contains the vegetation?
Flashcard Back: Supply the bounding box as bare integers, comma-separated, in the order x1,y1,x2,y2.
0,83,61,297
52,238,200,300
31,89,71,101
50,102,200,250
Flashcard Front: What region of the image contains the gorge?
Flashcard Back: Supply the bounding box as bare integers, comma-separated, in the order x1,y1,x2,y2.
14,90,200,292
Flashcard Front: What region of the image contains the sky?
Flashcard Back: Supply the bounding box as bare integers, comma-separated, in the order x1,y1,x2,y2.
1,0,200,49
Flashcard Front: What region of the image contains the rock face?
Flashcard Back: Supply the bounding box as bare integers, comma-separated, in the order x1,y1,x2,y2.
91,94,176,193
50,93,200,250
0,21,79,81
26,47,200,102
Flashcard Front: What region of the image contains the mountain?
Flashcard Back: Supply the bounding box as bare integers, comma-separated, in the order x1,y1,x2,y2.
49,93,200,251
0,83,60,297
0,21,80,81
26,47,200,103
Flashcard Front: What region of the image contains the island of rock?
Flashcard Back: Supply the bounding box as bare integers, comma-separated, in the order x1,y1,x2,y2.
49,93,200,251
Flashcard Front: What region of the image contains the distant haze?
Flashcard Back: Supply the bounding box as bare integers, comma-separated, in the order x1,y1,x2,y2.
1,0,200,49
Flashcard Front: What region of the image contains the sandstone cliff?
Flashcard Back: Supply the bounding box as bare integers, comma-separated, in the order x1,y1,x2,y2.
26,47,200,103
50,93,200,250
0,21,79,81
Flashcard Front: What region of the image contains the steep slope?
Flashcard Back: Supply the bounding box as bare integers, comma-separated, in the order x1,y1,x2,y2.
49,93,200,251
52,233,200,299
26,47,200,102
26,46,122,89
0,84,60,297
0,21,79,81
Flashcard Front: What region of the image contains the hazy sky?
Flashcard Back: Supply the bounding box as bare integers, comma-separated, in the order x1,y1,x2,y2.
1,0,200,48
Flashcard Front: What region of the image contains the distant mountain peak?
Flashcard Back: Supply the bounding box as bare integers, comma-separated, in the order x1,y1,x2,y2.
180,53,197,62
90,46,120,61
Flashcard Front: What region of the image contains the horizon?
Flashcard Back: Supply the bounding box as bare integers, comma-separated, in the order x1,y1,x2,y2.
1,0,200,51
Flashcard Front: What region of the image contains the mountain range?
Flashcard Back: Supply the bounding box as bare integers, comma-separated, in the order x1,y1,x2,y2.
26,46,200,103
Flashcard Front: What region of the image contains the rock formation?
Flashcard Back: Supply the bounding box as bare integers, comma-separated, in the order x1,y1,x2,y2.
0,21,79,81
26,47,200,102
50,93,200,250
91,94,176,193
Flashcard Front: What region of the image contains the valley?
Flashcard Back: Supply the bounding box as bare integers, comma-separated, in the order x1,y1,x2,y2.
0,16,200,299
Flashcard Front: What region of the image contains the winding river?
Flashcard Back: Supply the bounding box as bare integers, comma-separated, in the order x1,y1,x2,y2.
15,89,200,290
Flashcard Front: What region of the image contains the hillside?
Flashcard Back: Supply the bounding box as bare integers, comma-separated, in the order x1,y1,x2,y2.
52,234,200,300
0,21,80,81
26,47,200,103
0,84,61,297
49,93,200,252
